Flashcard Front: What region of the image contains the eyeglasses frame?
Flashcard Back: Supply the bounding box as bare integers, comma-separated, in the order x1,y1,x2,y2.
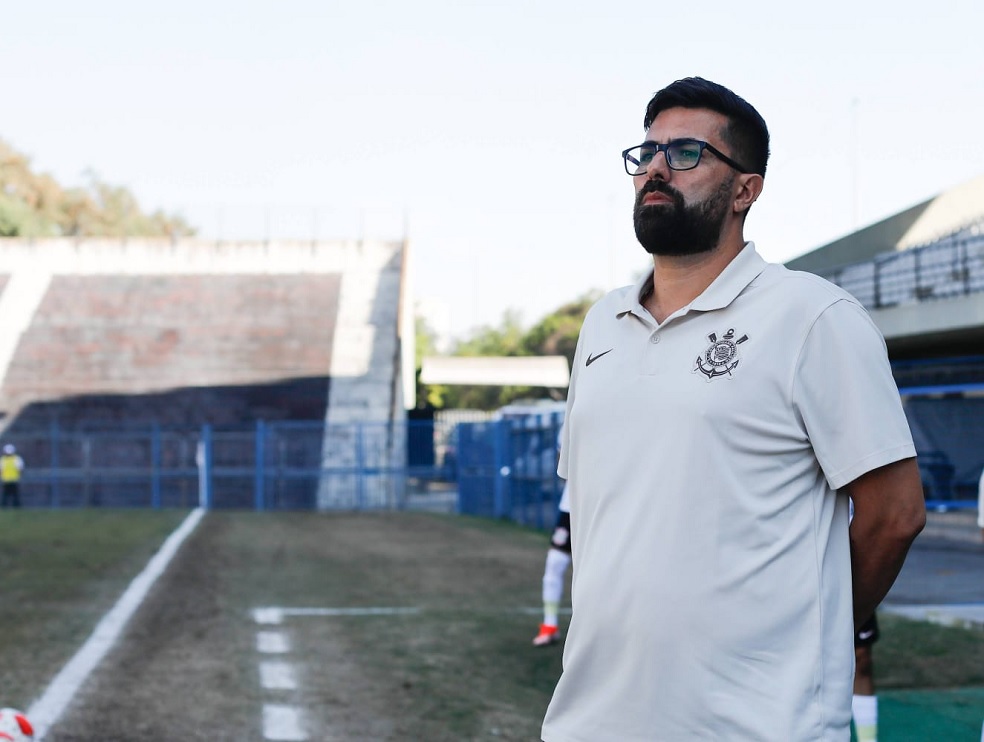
621,138,751,176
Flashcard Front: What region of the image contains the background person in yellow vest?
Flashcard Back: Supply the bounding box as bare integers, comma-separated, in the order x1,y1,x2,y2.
1,444,24,508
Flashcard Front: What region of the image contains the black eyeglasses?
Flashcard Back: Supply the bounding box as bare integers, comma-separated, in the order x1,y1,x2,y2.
621,139,750,175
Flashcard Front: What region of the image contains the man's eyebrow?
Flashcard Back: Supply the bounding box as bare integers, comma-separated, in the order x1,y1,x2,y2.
641,137,696,146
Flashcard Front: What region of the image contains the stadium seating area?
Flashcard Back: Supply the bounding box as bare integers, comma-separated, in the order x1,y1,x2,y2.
822,219,984,310
0,238,410,509
1,273,341,415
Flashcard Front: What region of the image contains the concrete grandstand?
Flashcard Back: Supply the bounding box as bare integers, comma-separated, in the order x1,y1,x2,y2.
786,173,984,503
0,237,414,509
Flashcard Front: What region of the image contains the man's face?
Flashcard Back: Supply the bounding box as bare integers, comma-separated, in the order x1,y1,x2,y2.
632,107,738,257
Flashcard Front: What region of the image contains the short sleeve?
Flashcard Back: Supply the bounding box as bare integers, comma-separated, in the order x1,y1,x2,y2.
558,332,584,480
558,481,571,512
792,299,916,490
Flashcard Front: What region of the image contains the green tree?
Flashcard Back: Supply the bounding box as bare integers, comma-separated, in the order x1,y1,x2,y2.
453,309,527,357
436,310,526,409
0,139,194,238
522,291,601,371
414,315,447,409
0,142,61,236
423,296,600,411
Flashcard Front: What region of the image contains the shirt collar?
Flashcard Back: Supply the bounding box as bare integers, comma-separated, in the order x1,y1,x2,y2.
616,242,767,319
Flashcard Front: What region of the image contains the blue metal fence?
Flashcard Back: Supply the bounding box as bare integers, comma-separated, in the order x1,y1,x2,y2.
456,411,565,529
450,409,974,520
3,408,971,519
2,420,458,512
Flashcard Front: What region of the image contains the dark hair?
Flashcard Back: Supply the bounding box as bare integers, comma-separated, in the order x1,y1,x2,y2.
643,77,770,177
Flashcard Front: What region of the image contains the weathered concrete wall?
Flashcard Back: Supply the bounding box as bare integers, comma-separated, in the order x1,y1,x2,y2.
0,238,408,435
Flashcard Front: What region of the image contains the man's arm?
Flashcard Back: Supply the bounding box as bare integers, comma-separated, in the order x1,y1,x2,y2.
845,457,925,627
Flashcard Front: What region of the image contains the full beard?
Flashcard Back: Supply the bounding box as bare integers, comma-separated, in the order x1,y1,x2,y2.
633,177,734,256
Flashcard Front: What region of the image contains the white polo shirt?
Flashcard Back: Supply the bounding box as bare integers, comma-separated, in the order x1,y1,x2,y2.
543,243,915,742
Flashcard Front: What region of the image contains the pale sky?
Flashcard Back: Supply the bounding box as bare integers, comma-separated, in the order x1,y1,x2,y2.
3,1,983,342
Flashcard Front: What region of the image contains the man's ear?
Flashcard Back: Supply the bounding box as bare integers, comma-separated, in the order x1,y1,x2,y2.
733,173,764,215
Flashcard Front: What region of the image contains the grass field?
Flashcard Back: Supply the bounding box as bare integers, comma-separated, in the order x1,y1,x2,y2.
0,509,189,713
1,509,982,740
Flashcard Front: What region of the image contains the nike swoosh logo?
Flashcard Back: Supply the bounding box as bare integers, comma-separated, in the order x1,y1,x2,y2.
586,349,613,366
858,630,874,640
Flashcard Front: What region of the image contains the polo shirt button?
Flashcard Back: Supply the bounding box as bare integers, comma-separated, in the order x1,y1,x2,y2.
650,334,660,344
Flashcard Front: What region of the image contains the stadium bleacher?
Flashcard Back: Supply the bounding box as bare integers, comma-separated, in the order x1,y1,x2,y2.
1,273,342,408
0,238,411,510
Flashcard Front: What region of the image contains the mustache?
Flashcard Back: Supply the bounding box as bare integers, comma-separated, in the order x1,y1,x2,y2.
639,179,682,201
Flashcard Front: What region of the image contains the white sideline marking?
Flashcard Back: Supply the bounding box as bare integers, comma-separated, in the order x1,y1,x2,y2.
27,508,206,741
257,631,291,654
260,661,298,690
263,704,307,741
252,606,420,624
254,607,285,625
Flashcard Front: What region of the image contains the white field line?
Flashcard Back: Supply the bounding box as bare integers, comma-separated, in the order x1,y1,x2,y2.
249,605,560,740
257,631,291,654
251,608,423,741
252,606,420,625
28,508,206,741
263,704,307,741
259,661,298,691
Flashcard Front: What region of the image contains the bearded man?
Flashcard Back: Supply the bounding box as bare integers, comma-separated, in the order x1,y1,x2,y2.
541,77,925,741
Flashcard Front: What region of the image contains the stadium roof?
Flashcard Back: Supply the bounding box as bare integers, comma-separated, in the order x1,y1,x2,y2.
782,173,984,360
787,173,984,273
420,356,570,388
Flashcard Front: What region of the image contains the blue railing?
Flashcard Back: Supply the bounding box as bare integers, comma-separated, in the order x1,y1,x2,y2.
3,420,453,511
456,412,564,529
450,411,975,519
7,411,968,520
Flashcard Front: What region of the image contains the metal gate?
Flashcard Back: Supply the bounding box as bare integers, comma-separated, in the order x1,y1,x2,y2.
457,411,564,528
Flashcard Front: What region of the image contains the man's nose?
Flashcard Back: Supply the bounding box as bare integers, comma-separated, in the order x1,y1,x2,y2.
644,149,670,180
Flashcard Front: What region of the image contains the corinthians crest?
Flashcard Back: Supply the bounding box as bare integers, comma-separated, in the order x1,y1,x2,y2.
694,328,749,380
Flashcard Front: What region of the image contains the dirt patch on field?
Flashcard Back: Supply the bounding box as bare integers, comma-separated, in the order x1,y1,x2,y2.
45,512,565,741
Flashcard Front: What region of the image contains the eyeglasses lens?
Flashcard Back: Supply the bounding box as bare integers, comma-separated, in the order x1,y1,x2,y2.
625,146,654,175
625,141,705,174
666,142,701,170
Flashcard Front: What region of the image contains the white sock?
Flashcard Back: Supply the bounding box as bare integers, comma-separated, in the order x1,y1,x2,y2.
542,549,571,626
852,694,877,742
543,601,559,628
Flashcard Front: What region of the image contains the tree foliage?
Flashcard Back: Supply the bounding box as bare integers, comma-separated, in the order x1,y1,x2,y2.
415,315,446,409
417,291,602,411
0,139,194,238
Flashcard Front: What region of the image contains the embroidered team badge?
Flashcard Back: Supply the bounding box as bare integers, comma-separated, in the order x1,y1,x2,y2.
694,328,749,381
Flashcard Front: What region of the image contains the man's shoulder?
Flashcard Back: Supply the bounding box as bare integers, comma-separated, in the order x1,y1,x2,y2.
755,263,863,313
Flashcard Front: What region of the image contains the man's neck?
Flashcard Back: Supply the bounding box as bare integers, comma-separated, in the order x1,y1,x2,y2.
643,238,745,324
